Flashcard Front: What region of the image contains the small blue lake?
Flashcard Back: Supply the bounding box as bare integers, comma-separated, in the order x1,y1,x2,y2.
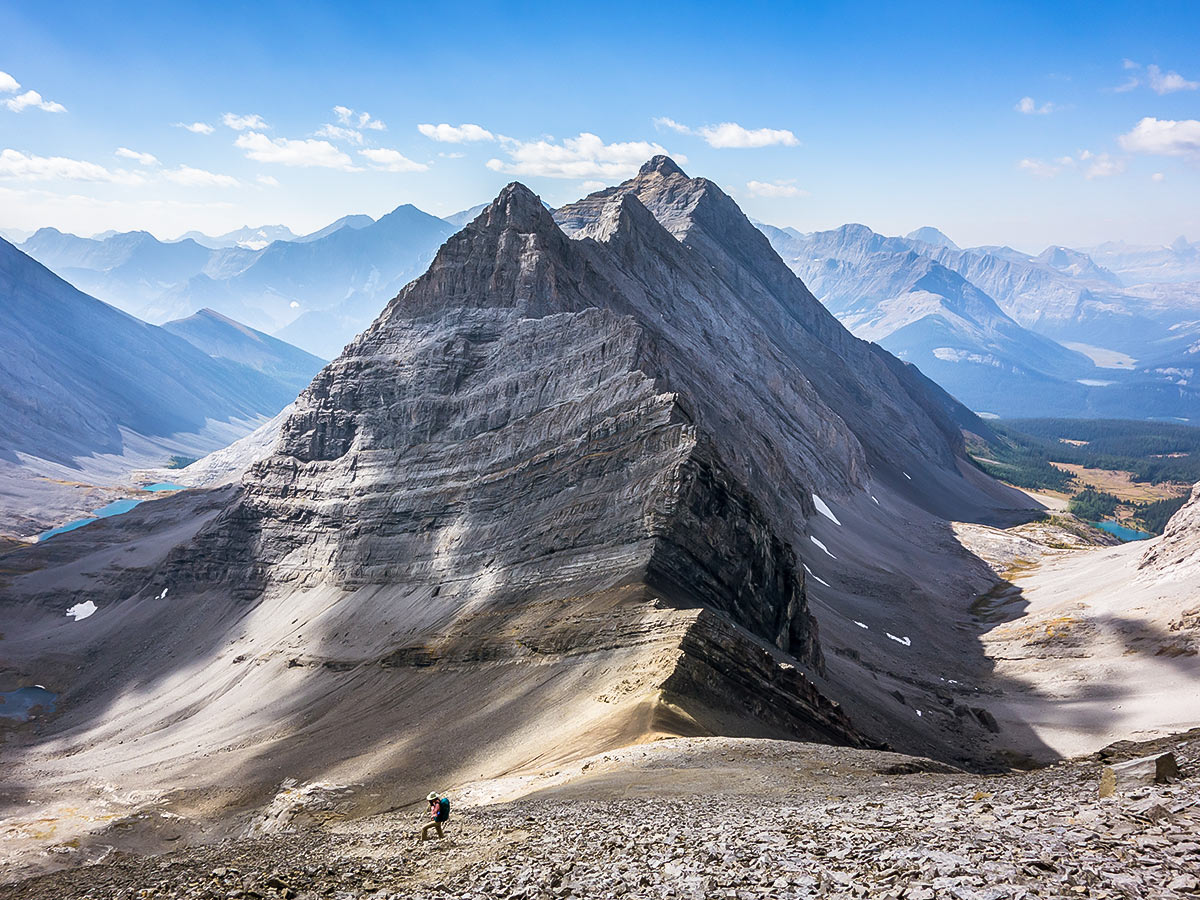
0,686,58,722
37,483,189,542
1093,519,1154,542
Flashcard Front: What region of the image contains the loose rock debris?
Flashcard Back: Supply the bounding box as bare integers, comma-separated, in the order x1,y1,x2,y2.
4,735,1197,900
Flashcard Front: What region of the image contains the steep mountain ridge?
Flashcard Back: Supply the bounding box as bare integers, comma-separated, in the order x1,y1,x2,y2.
2,162,1045,852
162,308,326,386
557,158,1003,502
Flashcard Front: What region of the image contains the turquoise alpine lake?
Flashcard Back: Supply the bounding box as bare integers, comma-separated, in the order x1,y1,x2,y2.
1093,519,1154,542
37,483,189,542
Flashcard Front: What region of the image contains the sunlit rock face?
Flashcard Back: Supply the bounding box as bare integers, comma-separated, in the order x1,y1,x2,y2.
144,159,1018,750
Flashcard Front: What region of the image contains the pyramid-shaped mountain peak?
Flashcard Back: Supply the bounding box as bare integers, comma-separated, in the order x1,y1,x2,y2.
4,159,1044,832
471,181,556,234
638,155,687,178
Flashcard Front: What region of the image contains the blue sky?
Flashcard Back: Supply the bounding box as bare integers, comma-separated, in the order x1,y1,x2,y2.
1,0,1198,249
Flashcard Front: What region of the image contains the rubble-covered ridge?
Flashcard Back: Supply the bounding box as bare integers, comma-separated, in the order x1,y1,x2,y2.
6,734,1197,900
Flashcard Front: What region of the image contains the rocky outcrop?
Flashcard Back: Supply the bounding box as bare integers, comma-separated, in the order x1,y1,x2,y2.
1139,481,1200,575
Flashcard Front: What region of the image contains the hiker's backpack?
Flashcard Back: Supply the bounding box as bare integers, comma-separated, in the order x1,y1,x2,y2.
436,797,450,821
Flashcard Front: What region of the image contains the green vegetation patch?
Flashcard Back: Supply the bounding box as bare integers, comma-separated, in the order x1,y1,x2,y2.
165,455,200,469
1131,495,1189,535
1068,488,1119,521
963,428,1075,492
999,418,1200,485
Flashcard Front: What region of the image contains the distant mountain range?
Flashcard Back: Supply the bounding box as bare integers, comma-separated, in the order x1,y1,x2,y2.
1084,236,1200,285
0,237,322,537
19,206,456,358
12,201,1200,420
207,204,454,359
760,223,1200,419
172,224,299,250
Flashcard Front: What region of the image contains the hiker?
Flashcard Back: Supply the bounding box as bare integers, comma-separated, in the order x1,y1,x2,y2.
421,791,450,840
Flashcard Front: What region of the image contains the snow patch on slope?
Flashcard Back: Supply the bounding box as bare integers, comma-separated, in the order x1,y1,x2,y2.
802,563,830,587
66,601,97,621
810,536,837,559
811,493,841,525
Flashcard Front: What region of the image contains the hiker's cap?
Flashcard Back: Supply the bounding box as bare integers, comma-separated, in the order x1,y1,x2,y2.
427,792,439,802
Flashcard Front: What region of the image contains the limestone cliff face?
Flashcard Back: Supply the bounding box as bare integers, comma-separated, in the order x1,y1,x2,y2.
556,156,986,500
161,182,827,675
149,161,1017,748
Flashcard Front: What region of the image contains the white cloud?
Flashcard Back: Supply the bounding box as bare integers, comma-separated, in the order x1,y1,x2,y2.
334,106,385,131
700,123,798,148
235,132,357,169
1020,148,1126,179
418,122,496,143
1116,61,1198,95
359,147,428,172
486,132,681,179
257,174,280,187
164,165,239,188
1018,158,1062,177
1084,153,1125,179
0,71,65,112
316,123,363,144
653,117,798,148
5,89,66,113
1152,172,1165,182
0,149,143,183
1015,96,1055,115
116,147,159,166
653,117,691,135
1147,64,1198,95
1118,117,1200,161
580,179,606,191
175,121,215,134
438,151,465,159
746,179,807,198
223,112,269,131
